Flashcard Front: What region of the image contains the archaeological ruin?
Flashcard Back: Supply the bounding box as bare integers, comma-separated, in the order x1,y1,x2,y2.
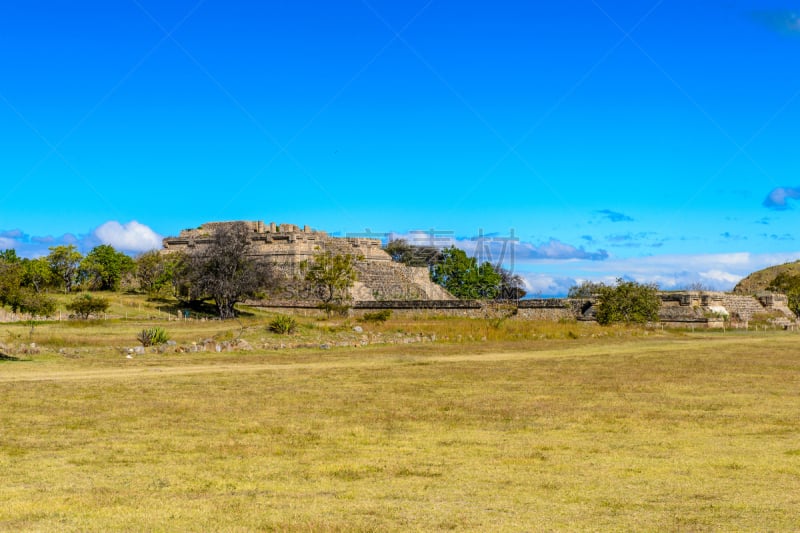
161,220,798,328
162,220,454,302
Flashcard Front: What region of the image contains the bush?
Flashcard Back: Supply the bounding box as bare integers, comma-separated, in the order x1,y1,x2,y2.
317,302,350,317
10,289,56,317
137,327,170,347
66,293,110,319
269,315,297,334
595,279,660,325
359,309,392,323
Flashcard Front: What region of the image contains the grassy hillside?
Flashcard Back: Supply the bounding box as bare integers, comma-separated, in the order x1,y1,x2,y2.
733,260,800,294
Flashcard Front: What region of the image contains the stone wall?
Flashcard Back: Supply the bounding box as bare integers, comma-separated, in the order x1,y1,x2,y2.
249,290,798,328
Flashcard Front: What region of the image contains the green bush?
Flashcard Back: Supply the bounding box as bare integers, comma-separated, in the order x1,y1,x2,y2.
137,327,170,347
317,302,350,317
66,293,110,319
269,315,297,334
595,279,660,325
359,309,392,323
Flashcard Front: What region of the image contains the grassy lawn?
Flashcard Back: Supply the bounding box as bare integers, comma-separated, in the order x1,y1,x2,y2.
1,304,799,531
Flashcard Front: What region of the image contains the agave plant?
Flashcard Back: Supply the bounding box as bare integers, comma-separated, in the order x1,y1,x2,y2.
137,327,170,347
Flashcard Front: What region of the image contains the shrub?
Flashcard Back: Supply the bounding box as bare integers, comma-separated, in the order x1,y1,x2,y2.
11,289,56,317
66,293,110,319
595,279,660,325
359,309,392,323
317,302,350,317
269,315,297,334
137,327,170,347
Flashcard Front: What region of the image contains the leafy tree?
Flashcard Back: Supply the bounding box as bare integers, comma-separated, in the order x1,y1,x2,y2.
178,222,276,319
0,249,20,263
12,288,57,338
594,278,661,325
384,239,442,268
12,288,56,317
0,254,23,308
301,250,359,313
21,257,53,293
66,293,110,319
79,244,135,291
567,280,607,299
136,250,179,297
430,246,502,299
48,245,83,293
767,272,800,316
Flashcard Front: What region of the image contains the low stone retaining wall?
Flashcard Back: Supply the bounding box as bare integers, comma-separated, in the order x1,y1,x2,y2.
248,291,798,328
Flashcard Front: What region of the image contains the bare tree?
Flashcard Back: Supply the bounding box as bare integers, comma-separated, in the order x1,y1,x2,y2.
180,223,276,319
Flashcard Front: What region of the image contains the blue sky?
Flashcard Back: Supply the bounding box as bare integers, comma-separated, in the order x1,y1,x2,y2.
2,0,800,295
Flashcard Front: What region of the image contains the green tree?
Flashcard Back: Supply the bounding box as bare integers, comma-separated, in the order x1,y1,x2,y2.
48,245,83,293
301,250,359,313
178,222,276,319
567,280,607,299
21,257,53,293
79,244,135,291
136,250,179,297
430,246,502,299
0,249,20,263
767,272,800,317
594,278,661,325
384,239,442,268
0,252,23,308
66,293,110,319
12,288,56,317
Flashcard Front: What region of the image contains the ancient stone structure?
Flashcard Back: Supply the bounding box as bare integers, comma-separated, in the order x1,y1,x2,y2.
162,221,454,302
162,222,798,327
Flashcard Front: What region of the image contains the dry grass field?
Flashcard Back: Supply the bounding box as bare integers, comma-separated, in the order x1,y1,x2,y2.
1,299,799,531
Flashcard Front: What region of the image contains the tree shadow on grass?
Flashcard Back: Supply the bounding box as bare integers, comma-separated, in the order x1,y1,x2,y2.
0,353,20,361
153,299,257,319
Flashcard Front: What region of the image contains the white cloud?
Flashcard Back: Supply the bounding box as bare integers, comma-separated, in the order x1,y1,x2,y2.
384,229,800,295
514,251,800,295
387,231,608,262
698,270,742,285
518,274,577,297
93,221,162,253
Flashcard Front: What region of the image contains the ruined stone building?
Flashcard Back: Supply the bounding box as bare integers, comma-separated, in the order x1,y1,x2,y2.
162,221,454,302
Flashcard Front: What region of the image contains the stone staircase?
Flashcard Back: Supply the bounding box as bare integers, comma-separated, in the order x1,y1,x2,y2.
721,295,776,322
352,260,454,301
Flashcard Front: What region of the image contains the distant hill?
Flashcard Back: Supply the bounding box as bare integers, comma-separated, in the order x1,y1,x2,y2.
733,260,800,294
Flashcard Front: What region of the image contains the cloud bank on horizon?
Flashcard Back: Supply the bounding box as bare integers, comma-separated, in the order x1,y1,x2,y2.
2,219,799,297
382,228,800,296
0,221,162,257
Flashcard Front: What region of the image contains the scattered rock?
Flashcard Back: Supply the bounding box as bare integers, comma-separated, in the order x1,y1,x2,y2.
235,339,253,351
352,326,363,333
320,343,331,350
